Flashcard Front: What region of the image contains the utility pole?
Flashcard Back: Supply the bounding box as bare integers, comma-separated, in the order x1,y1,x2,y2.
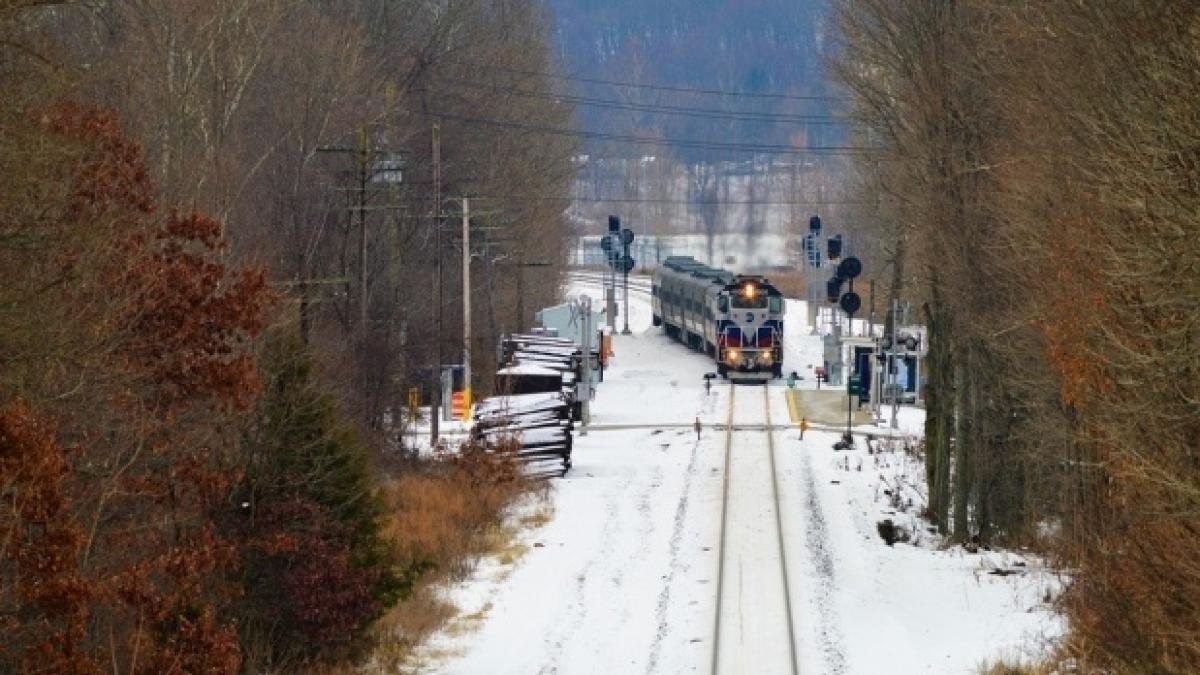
462,197,472,417
358,126,369,335
890,297,900,430
431,123,442,445
516,258,525,333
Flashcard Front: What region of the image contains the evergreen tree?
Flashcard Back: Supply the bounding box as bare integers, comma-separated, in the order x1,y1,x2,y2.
229,334,409,667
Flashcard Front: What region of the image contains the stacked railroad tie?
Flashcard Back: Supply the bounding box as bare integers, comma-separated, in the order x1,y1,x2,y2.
471,333,599,478
473,392,574,479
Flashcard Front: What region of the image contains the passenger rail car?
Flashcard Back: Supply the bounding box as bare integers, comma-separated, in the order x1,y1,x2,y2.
651,256,785,381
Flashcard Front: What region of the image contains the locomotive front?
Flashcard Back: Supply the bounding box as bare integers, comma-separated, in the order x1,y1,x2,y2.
715,276,784,380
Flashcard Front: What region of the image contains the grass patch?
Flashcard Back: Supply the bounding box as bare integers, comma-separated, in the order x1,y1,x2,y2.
365,444,552,672
519,504,555,530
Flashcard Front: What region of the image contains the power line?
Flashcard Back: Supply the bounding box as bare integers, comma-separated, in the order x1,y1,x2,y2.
418,109,876,156
443,58,846,103
431,79,856,126
472,194,877,206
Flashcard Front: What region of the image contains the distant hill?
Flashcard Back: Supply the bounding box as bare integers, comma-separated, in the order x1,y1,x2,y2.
546,0,840,160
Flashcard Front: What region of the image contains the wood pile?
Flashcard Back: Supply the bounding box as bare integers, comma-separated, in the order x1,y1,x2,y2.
469,333,601,478
473,392,573,479
497,333,601,421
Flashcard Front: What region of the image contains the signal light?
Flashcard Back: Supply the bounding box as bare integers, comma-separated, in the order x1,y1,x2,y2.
828,235,843,261
826,276,844,303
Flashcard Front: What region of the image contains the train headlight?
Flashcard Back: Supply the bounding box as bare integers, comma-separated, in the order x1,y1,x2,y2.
726,349,740,363
742,283,756,299
759,352,773,365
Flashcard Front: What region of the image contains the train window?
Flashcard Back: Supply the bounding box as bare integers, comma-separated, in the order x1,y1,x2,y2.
769,296,782,313
718,296,729,313
731,281,767,309
731,293,767,309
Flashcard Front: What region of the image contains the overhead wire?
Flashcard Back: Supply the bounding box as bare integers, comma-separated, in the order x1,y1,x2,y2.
471,195,875,206
430,79,857,126
441,58,846,103
415,109,876,156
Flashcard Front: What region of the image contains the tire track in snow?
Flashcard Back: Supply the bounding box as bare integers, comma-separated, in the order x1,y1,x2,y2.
537,471,630,675
645,432,703,675
538,446,665,675
801,449,848,673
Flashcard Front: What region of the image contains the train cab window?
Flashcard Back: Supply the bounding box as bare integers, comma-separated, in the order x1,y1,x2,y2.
731,284,767,309
718,296,729,313
769,296,782,313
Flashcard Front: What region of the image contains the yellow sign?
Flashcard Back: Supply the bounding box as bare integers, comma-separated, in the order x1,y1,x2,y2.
452,389,472,420
407,387,420,416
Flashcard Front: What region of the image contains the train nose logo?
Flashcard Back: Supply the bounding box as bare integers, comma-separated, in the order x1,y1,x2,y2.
745,312,755,323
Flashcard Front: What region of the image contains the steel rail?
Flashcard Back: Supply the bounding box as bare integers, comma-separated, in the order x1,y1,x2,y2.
566,270,652,293
765,385,802,675
711,384,800,675
711,382,735,675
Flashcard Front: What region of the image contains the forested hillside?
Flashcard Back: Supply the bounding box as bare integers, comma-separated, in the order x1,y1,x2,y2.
834,2,1200,672
550,0,838,153
0,1,572,671
548,0,854,261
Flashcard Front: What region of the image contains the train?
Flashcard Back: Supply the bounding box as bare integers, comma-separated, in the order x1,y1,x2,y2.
651,256,785,381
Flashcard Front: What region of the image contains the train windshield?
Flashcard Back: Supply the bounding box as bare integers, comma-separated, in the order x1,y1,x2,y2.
731,282,768,309
769,296,782,313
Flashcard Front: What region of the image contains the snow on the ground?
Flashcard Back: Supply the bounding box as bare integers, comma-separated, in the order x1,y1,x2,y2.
411,278,1063,674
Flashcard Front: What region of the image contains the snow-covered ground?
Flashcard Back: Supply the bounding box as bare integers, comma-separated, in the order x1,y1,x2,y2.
411,281,1062,674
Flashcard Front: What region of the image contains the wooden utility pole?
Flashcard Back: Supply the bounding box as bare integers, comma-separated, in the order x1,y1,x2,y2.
462,197,472,417
431,123,442,445
358,125,369,335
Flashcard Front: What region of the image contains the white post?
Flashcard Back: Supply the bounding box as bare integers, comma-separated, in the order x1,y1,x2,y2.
462,198,472,418
890,297,900,430
580,296,591,434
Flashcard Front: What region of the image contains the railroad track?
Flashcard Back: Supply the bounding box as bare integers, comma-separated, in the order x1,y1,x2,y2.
713,384,801,675
566,269,652,294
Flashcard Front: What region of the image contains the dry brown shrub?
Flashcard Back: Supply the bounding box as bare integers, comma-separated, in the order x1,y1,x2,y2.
370,439,536,667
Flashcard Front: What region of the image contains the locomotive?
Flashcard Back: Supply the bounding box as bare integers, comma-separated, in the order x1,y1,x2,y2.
651,256,785,381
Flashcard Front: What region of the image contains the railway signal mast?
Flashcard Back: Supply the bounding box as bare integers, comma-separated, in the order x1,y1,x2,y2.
600,215,635,334
832,255,863,446
605,216,619,330
619,226,635,335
